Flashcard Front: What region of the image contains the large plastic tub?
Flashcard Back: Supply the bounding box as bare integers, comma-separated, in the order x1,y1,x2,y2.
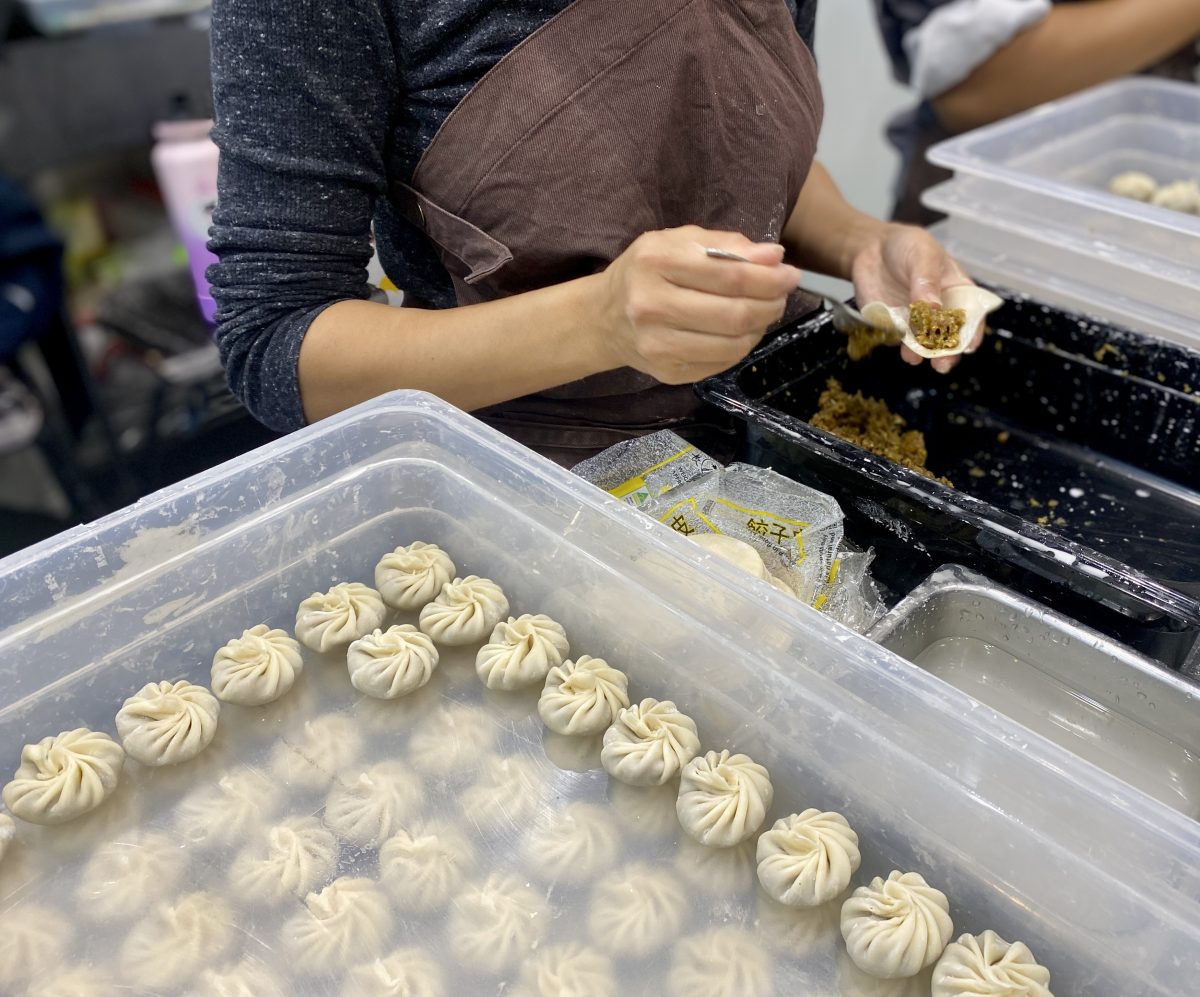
1,393,1198,994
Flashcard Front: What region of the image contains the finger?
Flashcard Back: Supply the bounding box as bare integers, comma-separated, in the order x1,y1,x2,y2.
680,227,786,266
899,344,923,366
663,252,801,301
658,285,787,337
932,356,957,374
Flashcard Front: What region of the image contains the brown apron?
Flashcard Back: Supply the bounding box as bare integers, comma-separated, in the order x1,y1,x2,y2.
391,0,824,465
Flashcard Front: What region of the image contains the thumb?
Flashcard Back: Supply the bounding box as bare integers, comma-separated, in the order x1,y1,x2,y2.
738,241,788,266
908,242,945,307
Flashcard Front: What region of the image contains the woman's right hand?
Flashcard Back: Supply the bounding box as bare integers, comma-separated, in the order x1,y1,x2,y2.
595,226,802,384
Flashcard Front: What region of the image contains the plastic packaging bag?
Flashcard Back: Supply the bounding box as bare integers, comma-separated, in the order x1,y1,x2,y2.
571,430,720,509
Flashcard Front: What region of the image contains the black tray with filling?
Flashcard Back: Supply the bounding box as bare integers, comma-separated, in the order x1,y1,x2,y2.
699,294,1200,670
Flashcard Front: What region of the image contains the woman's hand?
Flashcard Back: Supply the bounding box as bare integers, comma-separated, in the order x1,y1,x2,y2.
596,226,801,384
849,223,979,373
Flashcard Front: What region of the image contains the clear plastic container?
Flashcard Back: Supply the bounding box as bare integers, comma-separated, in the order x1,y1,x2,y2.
21,0,210,34
1,393,1198,994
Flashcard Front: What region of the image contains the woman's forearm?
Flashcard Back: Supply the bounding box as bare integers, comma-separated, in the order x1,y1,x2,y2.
782,162,887,280
934,0,1200,133
298,275,613,422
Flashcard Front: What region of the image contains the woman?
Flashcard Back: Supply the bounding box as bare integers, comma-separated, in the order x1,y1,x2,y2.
208,0,978,465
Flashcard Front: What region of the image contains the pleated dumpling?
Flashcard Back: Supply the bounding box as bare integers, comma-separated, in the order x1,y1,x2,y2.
193,960,287,997
756,809,862,908
324,761,424,847
2,728,124,825
211,625,303,705
932,930,1053,997
379,820,475,913
841,870,954,979
676,749,773,847
375,541,456,610
77,831,183,921
0,811,14,863
587,863,686,958
121,892,234,989
269,713,363,790
538,655,630,736
229,816,339,905
347,625,439,699
521,802,620,885
447,873,549,973
282,878,393,971
343,948,446,997
418,575,509,646
295,582,387,652
513,943,616,997
475,614,570,690
665,927,773,997
0,903,71,988
600,698,700,786
115,680,220,766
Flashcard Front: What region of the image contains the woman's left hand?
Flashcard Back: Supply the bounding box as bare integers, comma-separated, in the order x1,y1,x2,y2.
848,223,979,374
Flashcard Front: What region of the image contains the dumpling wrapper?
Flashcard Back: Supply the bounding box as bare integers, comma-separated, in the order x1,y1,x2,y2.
861,286,1004,361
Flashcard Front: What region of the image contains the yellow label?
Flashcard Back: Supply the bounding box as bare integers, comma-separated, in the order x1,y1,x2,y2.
609,445,699,508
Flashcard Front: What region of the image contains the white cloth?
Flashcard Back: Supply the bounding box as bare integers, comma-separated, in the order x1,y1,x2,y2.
902,0,1053,98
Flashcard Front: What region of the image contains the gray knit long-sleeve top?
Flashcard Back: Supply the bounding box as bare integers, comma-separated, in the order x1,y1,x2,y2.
207,0,817,433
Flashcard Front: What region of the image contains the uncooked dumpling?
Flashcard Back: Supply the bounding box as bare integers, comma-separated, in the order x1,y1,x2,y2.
677,749,774,847
407,702,496,778
521,802,620,884
343,948,446,997
25,967,120,997
674,837,757,896
475,614,570,690
841,870,954,979
0,811,13,863
446,872,549,973
175,766,281,847
379,819,476,912
347,625,439,699
211,624,303,705
862,285,1004,360
689,532,771,581
756,809,862,908
459,754,542,833
3,727,125,825
295,582,387,652
229,816,339,904
932,930,1052,997
269,712,363,790
587,862,687,957
538,655,630,735
115,679,220,766
513,943,616,997
755,888,842,958
325,760,424,847
0,904,70,987
193,960,287,997
121,892,234,989
1151,179,1200,213
283,877,393,971
1108,170,1157,201
601,697,700,786
375,541,457,610
418,575,510,645
77,831,183,921
666,927,774,997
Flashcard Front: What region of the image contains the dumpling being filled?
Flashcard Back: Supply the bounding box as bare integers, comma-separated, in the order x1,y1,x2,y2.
513,943,616,997
521,802,620,885
418,575,510,646
269,713,363,791
538,655,630,736
666,927,774,997
343,948,446,997
379,820,476,912
295,582,387,652
587,862,687,957
601,698,700,786
115,680,220,766
931,930,1052,997
325,760,425,847
121,892,235,989
841,870,954,979
459,754,543,834
475,614,570,690
175,766,282,847
375,541,457,610
211,624,304,705
347,625,439,699
229,816,339,905
676,749,773,847
0,904,71,988
282,877,393,971
756,809,862,908
77,831,184,921
3,728,125,825
446,873,549,973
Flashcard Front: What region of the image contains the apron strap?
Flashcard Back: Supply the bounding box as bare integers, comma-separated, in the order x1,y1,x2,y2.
391,182,513,285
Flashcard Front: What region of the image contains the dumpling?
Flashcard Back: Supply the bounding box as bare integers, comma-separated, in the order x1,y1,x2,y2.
25,967,120,997
269,712,363,790
375,541,456,610
295,582,387,652
2,727,124,825
538,655,630,736
475,614,570,690
379,819,475,912
115,679,220,766
347,625,439,699
543,731,605,773
588,863,686,957
1108,170,1157,202
282,877,393,971
666,927,774,997
755,888,842,959
418,575,510,645
344,948,446,997
674,838,757,896
229,816,339,904
0,810,13,863
0,904,71,988
756,809,862,908
175,766,282,847
211,624,304,705
608,781,680,839
325,760,425,847
407,702,496,779
459,754,543,834
192,960,287,997
77,831,184,921
1151,179,1200,213
676,749,774,847
689,532,772,581
446,872,549,973
121,892,234,989
841,870,954,979
513,943,616,997
521,802,620,885
931,930,1052,997
601,698,700,786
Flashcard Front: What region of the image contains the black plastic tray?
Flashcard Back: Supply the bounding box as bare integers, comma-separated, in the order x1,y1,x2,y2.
700,294,1200,670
